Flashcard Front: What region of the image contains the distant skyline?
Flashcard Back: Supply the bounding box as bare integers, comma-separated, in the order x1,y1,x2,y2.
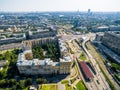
0,0,120,12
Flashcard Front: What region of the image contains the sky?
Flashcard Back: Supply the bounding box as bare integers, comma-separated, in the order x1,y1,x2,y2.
0,0,120,12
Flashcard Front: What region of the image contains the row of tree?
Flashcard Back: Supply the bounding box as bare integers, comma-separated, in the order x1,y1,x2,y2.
0,49,21,80
0,78,47,90
0,49,21,65
0,78,30,89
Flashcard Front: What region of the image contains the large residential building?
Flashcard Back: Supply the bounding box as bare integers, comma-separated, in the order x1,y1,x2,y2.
28,30,56,39
0,33,26,45
22,37,57,51
92,25,120,32
16,37,72,75
101,32,120,55
94,32,120,64
0,43,22,51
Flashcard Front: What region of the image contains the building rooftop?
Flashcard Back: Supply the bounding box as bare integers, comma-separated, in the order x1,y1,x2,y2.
79,61,94,79
58,39,67,52
97,26,109,29
17,37,71,67
60,55,71,62
23,50,32,54
99,44,120,64
106,31,120,39
0,60,8,67
17,53,60,66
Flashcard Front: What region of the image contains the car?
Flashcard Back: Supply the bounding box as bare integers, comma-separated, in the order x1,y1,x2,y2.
96,80,100,84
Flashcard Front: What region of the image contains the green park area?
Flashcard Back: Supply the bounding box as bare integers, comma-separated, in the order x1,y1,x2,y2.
70,78,75,84
76,81,86,90
39,84,58,90
79,52,87,61
0,49,30,90
61,80,69,84
61,80,72,90
65,84,72,90
32,43,60,62
0,49,47,90
110,62,120,82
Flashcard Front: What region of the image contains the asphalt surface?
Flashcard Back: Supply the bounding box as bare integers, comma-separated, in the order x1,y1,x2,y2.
82,36,111,90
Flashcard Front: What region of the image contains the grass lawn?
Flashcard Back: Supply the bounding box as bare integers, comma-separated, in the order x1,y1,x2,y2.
70,78,75,84
61,80,72,90
39,84,58,90
79,52,87,61
0,49,13,54
76,81,86,90
65,84,72,90
23,87,28,90
61,80,69,84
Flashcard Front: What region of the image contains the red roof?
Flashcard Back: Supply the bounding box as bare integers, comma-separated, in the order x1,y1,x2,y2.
79,61,94,79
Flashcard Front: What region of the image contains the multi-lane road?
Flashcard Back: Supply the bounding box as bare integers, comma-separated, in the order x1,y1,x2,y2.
60,32,119,90
81,36,111,90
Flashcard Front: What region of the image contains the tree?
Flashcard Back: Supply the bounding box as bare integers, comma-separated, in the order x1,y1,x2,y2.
4,51,11,61
36,78,47,84
19,80,25,89
42,79,47,84
0,54,5,60
25,78,32,86
12,85,17,90
0,79,6,88
8,79,17,87
36,78,42,84
0,69,7,79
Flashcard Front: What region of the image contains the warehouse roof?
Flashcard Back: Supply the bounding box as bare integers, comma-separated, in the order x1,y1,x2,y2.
79,61,94,79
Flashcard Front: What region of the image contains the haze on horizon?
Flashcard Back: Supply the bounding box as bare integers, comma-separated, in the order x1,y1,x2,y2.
0,0,120,12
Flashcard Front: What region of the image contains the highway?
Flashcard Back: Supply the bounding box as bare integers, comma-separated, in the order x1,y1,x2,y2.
72,39,103,90
81,35,111,90
62,34,99,90
93,43,120,88
74,54,98,90
60,33,115,90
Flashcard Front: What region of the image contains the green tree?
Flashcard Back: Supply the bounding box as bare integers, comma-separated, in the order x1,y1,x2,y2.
0,69,7,79
19,80,25,89
5,51,11,61
36,78,42,84
0,54,5,60
12,85,17,90
0,79,7,88
8,79,17,86
42,79,47,84
25,78,32,86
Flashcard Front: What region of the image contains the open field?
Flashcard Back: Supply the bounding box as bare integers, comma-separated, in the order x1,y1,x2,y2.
76,81,86,90
79,52,87,61
61,80,69,84
39,84,58,90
